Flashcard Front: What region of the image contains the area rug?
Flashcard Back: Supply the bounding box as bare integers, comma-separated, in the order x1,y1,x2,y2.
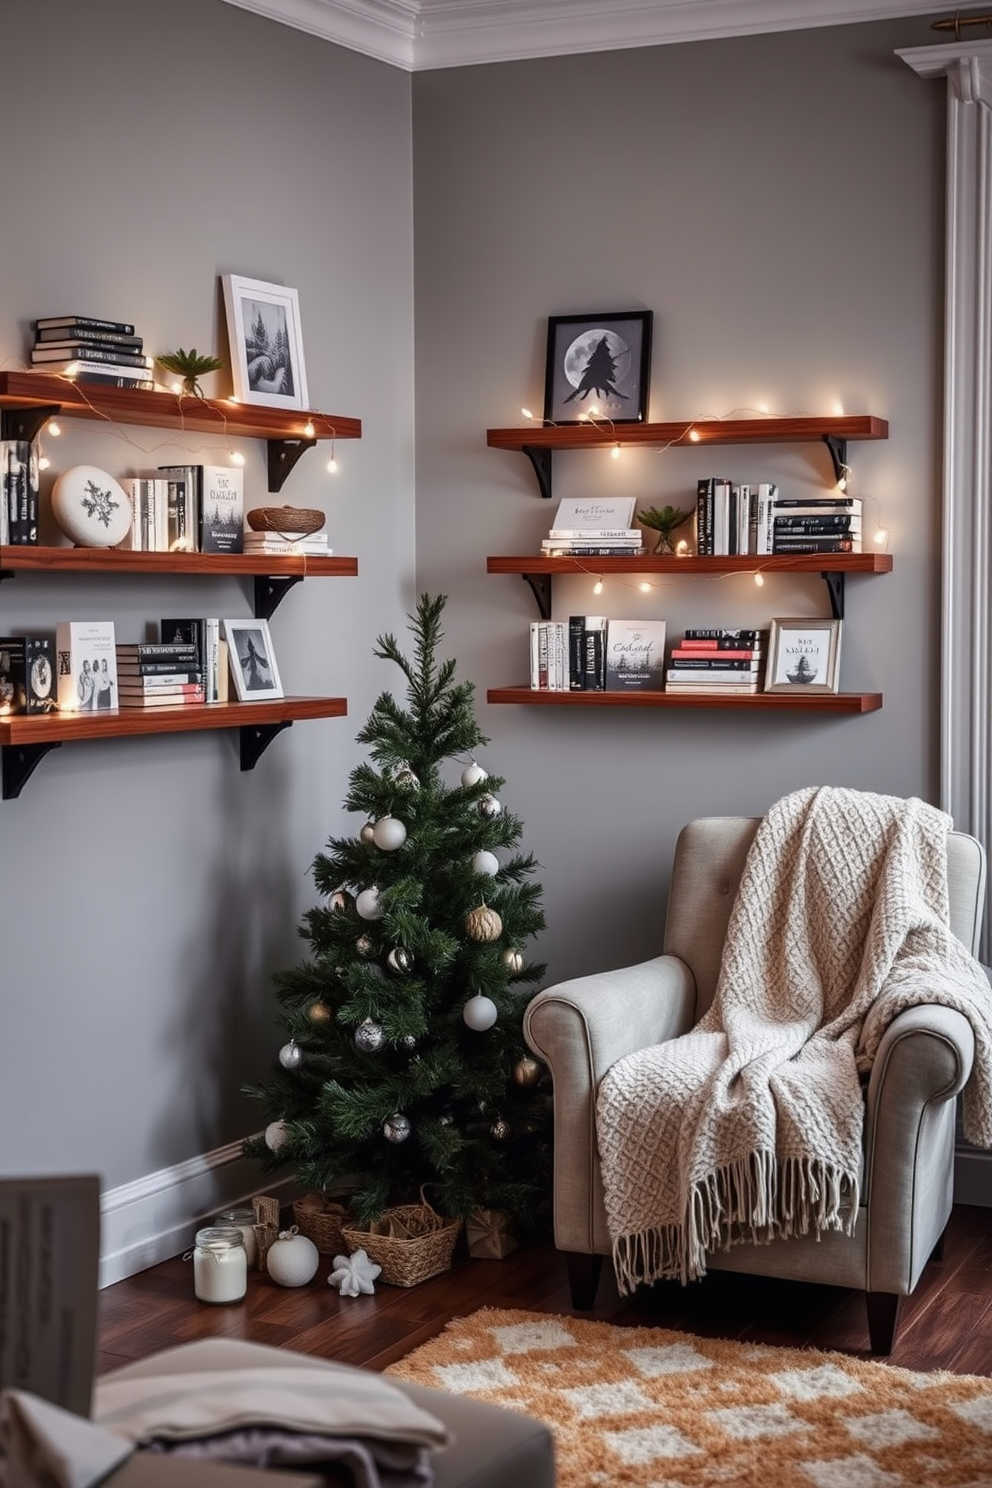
385,1307,992,1487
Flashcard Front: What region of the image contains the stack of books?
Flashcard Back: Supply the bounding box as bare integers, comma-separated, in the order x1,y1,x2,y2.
160,618,228,703
664,629,767,695
115,640,206,708
541,497,644,558
242,529,330,556
770,496,862,555
696,479,779,556
28,315,153,389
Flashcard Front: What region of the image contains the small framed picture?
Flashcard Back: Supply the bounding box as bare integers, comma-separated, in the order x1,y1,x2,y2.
221,274,309,410
223,618,284,701
543,310,652,425
765,617,843,694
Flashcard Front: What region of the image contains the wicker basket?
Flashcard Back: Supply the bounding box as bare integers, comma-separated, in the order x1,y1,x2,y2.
292,1193,350,1255
246,505,325,534
341,1190,462,1287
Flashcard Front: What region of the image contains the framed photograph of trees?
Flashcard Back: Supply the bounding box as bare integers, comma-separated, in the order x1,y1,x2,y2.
543,310,652,425
223,617,284,701
222,274,309,410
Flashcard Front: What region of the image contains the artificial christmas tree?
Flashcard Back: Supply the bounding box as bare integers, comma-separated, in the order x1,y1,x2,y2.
245,595,552,1243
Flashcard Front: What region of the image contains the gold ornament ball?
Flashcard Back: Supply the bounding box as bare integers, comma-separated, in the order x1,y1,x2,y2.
502,948,524,974
513,1056,541,1088
465,904,503,942
360,821,376,844
307,1001,332,1024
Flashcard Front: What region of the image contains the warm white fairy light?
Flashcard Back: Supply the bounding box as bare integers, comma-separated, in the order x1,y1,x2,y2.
47,421,61,437
170,380,183,395
327,456,338,474
303,420,315,439
611,443,620,460
521,407,534,421
638,581,652,593
754,572,765,588
874,527,889,548
676,539,690,556
688,428,700,442
230,450,246,466
592,579,604,596
832,401,845,417
38,456,50,471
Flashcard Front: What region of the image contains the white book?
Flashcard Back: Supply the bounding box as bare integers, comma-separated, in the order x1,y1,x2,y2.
755,482,778,555
551,496,636,533
55,619,118,713
530,622,542,689
605,619,667,690
548,527,641,540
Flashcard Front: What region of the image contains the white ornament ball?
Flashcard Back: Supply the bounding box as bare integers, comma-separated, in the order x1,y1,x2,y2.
266,1228,320,1287
51,464,132,547
372,816,407,852
265,1119,289,1153
461,761,488,788
463,994,498,1031
478,794,502,820
472,850,500,877
356,887,383,920
278,1040,303,1070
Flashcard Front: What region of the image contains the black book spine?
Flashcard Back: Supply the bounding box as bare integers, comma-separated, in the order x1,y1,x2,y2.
568,616,586,691
32,345,148,367
669,657,758,671
35,327,143,347
773,516,861,532
35,316,136,334
772,538,857,553
583,624,606,691
696,478,713,556
682,630,764,643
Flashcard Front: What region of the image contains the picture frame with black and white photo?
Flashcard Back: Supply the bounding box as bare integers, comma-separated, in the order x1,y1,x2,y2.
223,618,284,701
765,617,842,694
221,274,309,410
543,310,652,425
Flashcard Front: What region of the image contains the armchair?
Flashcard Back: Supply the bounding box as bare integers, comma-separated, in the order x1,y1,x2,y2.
523,815,987,1355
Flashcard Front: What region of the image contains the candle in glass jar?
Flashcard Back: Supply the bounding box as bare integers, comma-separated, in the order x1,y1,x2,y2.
192,1226,247,1303
213,1206,258,1267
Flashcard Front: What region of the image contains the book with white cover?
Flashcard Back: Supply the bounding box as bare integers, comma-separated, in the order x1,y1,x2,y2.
605,619,667,690
55,619,117,712
550,496,636,534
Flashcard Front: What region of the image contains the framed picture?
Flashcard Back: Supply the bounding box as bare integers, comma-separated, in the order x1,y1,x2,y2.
543,310,652,425
765,617,843,694
223,618,284,701
221,274,309,410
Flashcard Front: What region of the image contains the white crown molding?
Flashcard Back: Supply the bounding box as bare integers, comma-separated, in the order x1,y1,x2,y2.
221,0,992,71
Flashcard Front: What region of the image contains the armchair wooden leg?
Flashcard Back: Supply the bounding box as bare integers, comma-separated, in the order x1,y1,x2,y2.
567,1252,603,1310
865,1291,901,1355
931,1224,948,1262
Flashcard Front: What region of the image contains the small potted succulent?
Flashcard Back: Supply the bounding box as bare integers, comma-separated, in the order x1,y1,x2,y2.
155,348,224,398
636,503,695,554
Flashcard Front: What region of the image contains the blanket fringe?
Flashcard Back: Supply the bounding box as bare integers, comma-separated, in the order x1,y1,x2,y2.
612,1152,860,1292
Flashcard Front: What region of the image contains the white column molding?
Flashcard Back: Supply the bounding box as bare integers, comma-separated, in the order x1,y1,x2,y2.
899,41,992,956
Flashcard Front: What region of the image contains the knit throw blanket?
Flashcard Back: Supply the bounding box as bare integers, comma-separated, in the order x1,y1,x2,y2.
596,786,992,1293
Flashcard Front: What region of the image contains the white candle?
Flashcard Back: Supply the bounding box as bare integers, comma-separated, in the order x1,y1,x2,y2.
192,1226,247,1304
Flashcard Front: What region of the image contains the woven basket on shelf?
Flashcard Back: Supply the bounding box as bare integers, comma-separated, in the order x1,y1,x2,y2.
341,1190,462,1287
246,505,325,534
292,1193,350,1255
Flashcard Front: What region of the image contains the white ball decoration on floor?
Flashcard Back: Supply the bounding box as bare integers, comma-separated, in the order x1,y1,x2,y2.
328,1247,381,1297
472,849,500,877
372,816,407,851
356,886,383,920
278,1040,303,1070
383,1112,411,1143
266,1227,320,1288
264,1119,289,1153
478,794,502,820
463,994,498,1031
461,760,488,788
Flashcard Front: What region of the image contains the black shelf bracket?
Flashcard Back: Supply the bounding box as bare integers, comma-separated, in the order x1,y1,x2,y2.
821,570,845,619
240,719,292,771
523,572,553,620
822,434,849,487
0,569,15,588
267,437,317,494
2,740,62,800
1,403,61,445
522,445,554,500
253,572,304,620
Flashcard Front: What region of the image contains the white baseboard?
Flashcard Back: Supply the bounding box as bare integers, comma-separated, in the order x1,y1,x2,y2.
99,1137,295,1287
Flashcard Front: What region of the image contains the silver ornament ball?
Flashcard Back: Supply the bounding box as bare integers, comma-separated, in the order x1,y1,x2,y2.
356,935,375,957
394,765,420,790
356,886,383,920
278,1040,303,1070
372,815,407,851
513,1056,541,1087
387,946,413,974
502,948,524,974
326,887,353,913
463,994,498,1031
490,1119,511,1141
478,794,502,820
383,1112,411,1143
360,821,376,844
354,1019,385,1053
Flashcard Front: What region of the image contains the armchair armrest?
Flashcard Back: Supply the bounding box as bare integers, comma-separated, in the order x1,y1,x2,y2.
863,1004,975,1293
523,955,695,1256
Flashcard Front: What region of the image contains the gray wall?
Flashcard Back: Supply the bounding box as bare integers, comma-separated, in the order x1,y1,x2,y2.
0,2,956,1258
412,16,946,982
0,1,415,1201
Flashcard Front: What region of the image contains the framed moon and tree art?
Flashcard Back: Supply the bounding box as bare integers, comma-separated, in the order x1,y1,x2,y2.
543,310,652,425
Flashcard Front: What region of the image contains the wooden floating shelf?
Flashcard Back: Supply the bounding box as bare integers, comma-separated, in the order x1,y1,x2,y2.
0,371,361,443
486,554,893,577
0,546,358,579
0,697,349,799
487,688,883,714
487,414,888,453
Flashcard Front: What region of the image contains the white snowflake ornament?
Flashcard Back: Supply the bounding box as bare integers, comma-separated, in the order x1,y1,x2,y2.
328,1247,381,1297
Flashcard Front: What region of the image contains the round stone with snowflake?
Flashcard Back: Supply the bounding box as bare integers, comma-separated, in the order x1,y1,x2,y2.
51,465,132,547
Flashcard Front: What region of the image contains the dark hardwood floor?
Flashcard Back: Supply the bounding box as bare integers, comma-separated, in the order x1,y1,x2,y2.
98,1203,992,1380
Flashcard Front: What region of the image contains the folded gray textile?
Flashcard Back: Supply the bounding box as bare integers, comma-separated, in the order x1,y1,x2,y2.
0,1389,134,1488
141,1428,434,1487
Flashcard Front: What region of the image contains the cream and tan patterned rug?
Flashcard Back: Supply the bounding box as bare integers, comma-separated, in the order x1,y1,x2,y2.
385,1307,992,1487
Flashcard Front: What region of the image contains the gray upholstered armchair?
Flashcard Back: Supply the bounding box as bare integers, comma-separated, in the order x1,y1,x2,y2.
523,816,987,1355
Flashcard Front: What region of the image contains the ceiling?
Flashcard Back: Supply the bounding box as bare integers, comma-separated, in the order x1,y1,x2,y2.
220,0,987,71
